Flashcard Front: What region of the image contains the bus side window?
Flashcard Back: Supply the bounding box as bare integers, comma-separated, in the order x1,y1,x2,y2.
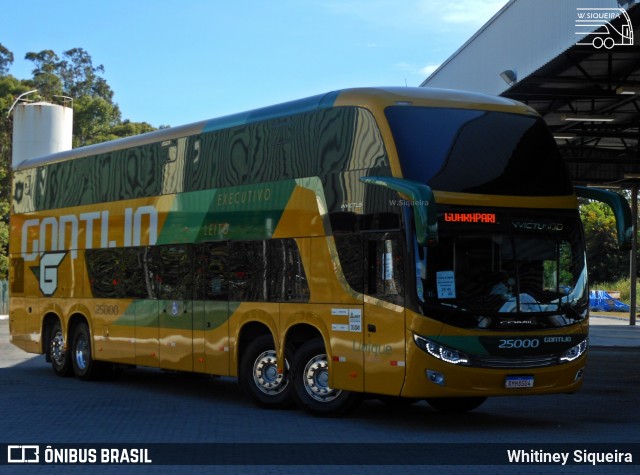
270,239,310,302
365,232,404,306
120,247,152,299
10,257,24,294
194,242,228,301
333,234,364,294
228,241,269,302
152,245,193,301
86,247,152,299
86,248,117,298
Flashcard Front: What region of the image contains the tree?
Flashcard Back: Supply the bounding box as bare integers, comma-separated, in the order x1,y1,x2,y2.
24,50,62,101
0,64,33,279
58,48,114,101
23,48,129,147
579,199,630,282
0,44,158,279
0,43,14,76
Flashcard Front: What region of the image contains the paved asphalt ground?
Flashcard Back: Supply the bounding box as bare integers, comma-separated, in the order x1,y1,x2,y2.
0,313,638,475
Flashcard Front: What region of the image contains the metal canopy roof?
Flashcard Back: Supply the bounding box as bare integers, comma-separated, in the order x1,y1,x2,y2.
500,4,640,186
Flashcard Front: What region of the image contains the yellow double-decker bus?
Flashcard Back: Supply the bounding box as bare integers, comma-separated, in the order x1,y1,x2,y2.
8,87,631,415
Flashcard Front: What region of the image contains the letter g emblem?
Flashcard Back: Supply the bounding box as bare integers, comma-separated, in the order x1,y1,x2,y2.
39,252,67,296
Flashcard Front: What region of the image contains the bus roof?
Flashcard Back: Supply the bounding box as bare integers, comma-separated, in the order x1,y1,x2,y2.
15,87,535,171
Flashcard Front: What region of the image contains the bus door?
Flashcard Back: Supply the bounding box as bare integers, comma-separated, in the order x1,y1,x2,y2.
622,24,632,45
194,242,230,376
154,245,194,372
133,298,159,368
362,232,406,395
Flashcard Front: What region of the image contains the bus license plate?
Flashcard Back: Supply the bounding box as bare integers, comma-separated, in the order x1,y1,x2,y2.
505,375,534,389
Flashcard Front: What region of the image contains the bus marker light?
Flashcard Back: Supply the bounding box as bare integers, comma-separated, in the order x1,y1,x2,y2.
426,370,445,386
560,340,587,363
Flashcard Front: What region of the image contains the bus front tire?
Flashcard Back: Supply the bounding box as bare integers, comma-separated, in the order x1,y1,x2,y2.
49,320,73,377
239,335,294,409
291,338,360,417
425,397,487,413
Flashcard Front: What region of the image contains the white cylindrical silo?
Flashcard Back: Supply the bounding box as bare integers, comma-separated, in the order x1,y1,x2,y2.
11,102,73,169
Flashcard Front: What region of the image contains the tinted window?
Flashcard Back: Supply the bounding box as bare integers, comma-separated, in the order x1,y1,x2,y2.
385,106,572,196
10,257,24,294
194,242,228,301
86,247,152,299
334,234,364,294
153,245,193,300
365,233,404,306
86,239,309,303
228,241,269,301
271,239,310,302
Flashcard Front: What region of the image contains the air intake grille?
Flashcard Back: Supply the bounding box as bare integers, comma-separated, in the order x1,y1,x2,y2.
471,354,559,369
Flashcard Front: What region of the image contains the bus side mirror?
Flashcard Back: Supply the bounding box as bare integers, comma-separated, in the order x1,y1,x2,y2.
575,186,633,249
360,176,438,246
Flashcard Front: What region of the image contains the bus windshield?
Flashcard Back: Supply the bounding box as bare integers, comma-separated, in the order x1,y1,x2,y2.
415,210,588,329
385,105,573,196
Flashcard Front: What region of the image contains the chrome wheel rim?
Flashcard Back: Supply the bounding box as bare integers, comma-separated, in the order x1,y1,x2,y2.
303,354,341,403
74,334,89,371
51,330,66,367
253,350,288,395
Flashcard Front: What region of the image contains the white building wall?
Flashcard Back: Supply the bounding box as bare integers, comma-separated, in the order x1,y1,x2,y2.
421,0,628,94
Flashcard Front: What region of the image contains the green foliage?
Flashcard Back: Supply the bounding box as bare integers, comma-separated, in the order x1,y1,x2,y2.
591,277,632,304
579,198,630,283
73,95,122,147
0,44,13,76
24,50,63,101
0,73,32,279
0,42,158,280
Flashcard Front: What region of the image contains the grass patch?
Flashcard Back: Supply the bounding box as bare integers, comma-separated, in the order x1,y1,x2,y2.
591,277,633,304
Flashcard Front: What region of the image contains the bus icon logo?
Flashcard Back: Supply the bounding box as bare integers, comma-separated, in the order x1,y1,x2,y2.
7,445,40,463
575,8,634,49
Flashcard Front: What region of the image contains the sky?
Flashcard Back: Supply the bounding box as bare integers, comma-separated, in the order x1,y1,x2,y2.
2,0,509,128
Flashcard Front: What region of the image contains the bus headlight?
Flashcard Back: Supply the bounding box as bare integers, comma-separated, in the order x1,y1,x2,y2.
413,334,471,366
559,339,588,363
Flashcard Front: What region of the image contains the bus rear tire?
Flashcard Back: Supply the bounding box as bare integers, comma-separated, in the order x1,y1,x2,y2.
239,335,294,409
49,320,73,377
425,397,487,413
291,338,360,417
71,321,100,381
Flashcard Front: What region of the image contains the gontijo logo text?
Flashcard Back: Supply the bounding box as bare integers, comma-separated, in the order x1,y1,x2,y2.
20,205,158,262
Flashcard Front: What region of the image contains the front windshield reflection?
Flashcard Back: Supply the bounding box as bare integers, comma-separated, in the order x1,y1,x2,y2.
416,219,588,328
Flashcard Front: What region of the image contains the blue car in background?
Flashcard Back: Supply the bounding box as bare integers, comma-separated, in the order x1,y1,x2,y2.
589,290,630,312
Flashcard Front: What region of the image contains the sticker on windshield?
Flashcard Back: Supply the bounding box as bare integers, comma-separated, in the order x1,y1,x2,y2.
437,271,456,299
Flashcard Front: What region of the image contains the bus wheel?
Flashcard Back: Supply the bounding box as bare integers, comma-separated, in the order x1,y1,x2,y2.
71,321,99,381
49,320,73,377
291,338,360,416
240,335,294,409
425,397,487,413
